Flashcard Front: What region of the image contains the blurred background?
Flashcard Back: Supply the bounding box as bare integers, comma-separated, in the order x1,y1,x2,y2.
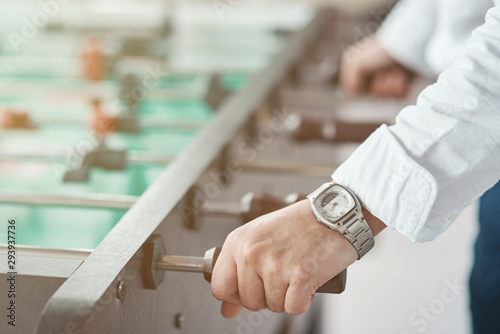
0,1,475,333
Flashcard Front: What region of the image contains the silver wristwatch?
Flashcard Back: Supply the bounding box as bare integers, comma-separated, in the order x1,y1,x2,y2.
307,182,374,259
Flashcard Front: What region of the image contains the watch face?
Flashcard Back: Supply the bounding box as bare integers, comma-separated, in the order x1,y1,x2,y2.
314,185,355,222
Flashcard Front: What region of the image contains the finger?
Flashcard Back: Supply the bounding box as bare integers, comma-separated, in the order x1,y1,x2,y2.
284,282,315,316
238,265,267,312
340,59,370,97
378,71,394,98
378,69,401,98
211,246,241,306
339,58,356,95
371,70,401,98
342,44,385,95
221,301,244,319
263,274,287,313
378,68,410,99
339,48,368,96
390,69,410,98
369,71,387,98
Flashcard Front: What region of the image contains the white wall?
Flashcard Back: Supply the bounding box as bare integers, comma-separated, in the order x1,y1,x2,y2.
321,204,478,334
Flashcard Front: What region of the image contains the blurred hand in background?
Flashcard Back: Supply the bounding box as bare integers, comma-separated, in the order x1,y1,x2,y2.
339,35,414,99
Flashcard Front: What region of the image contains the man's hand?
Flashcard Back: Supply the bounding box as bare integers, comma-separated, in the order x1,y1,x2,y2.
340,35,413,98
210,199,359,318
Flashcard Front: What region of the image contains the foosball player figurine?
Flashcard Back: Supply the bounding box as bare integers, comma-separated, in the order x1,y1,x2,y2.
89,98,118,136
81,37,106,82
0,108,35,130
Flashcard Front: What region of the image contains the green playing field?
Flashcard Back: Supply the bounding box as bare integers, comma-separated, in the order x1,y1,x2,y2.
0,13,282,251
0,80,225,250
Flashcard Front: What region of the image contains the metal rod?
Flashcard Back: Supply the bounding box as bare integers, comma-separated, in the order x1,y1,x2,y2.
0,146,174,164
0,146,333,175
0,146,68,161
0,190,248,218
139,119,205,130
239,160,336,176
126,153,173,164
20,117,205,131
157,255,204,273
280,85,345,109
0,81,116,100
0,192,138,209
200,200,242,217
0,190,250,218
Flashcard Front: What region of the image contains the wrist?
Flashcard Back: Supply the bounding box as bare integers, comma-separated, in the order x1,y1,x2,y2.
362,206,386,237
308,181,383,259
300,199,358,264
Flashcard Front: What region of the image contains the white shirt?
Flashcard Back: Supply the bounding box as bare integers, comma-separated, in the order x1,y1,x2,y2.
332,0,500,242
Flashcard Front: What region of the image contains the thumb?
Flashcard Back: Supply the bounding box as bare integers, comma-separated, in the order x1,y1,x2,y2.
221,301,244,319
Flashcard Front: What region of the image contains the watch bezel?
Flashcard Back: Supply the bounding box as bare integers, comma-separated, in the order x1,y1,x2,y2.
309,183,361,230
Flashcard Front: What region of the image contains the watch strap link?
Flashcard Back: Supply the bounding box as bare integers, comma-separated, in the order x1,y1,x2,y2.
343,217,375,259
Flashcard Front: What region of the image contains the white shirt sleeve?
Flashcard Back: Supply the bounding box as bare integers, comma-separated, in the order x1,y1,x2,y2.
332,3,500,243
377,0,437,77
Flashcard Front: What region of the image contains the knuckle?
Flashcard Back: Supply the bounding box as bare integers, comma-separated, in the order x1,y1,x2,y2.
225,230,238,245
241,299,265,312
264,283,286,313
265,265,280,280
291,267,312,286
269,305,285,314
246,304,263,312
269,251,284,267
241,244,260,266
265,255,282,275
211,285,229,301
267,299,285,313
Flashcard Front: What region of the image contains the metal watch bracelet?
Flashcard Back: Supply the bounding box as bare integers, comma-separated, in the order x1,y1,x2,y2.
307,182,375,259
343,215,374,259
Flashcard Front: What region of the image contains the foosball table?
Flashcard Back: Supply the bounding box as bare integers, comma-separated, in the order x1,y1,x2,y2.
0,2,414,333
